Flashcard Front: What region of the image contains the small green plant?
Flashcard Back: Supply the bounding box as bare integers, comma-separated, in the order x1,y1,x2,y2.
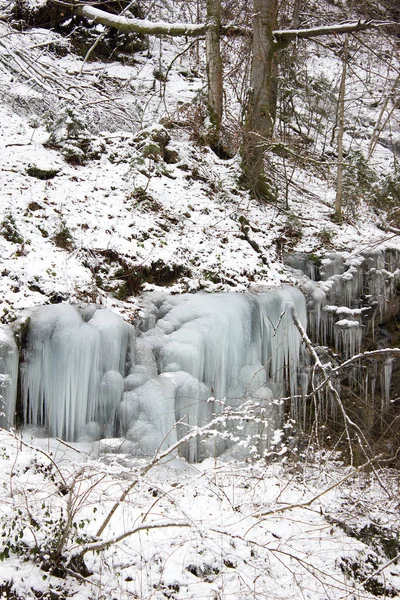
45,107,86,144
26,166,60,180
317,226,335,246
283,213,302,240
129,187,162,213
0,212,24,244
342,150,377,218
142,142,162,161
53,220,74,250
153,68,167,82
113,282,130,300
0,450,93,584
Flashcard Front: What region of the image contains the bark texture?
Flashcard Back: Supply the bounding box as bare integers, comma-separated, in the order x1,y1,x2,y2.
335,35,349,222
205,0,223,147
242,0,279,198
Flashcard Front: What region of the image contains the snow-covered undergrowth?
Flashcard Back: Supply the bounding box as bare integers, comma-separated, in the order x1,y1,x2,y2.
0,429,399,600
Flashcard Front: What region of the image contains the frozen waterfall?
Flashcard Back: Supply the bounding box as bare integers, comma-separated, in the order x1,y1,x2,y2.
21,304,134,441
0,325,19,429
1,288,307,460
285,248,400,422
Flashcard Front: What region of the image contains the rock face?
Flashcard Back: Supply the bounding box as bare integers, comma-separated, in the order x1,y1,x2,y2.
0,288,307,461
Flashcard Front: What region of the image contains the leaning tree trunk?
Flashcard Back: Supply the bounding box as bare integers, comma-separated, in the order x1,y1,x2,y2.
243,0,279,199
206,0,223,148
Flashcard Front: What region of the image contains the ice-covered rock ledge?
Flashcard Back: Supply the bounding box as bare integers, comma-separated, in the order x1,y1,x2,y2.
0,287,307,461
286,246,400,353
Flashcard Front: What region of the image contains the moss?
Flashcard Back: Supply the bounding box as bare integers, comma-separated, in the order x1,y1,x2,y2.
309,253,321,265
129,187,162,213
202,271,222,284
38,226,49,238
96,250,191,295
26,166,60,180
13,316,31,351
113,282,130,301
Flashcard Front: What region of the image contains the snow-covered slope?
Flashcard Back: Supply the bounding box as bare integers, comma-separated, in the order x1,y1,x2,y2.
0,8,399,321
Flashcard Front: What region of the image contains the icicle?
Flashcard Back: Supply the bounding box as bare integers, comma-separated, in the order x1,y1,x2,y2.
334,319,363,359
21,305,134,441
0,326,19,429
16,289,307,458
381,357,393,415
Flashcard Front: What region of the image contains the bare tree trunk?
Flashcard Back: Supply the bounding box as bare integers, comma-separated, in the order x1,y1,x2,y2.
292,0,302,28
335,35,349,222
242,0,279,198
206,0,223,147
368,72,399,159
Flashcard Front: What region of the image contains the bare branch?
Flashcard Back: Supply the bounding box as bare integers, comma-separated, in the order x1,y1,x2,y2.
73,6,395,46
95,414,228,537
274,20,397,44
80,521,191,556
332,348,400,373
252,454,381,518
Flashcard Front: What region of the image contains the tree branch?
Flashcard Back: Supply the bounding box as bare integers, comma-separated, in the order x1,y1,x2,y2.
274,20,396,44
251,454,381,518
74,7,395,43
80,521,191,556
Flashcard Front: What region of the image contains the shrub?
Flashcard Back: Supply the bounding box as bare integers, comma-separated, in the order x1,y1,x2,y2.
53,220,74,250
0,213,24,244
342,150,377,218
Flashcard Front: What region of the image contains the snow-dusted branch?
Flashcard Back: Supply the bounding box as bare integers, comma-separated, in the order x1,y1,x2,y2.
252,454,381,518
79,521,191,556
274,20,396,44
291,309,384,473
75,7,395,45
332,347,400,373
94,414,228,538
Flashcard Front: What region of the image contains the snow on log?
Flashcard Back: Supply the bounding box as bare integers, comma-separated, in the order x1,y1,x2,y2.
76,5,207,36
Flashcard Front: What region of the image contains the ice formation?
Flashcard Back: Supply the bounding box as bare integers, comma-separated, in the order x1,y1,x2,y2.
21,305,134,441
286,247,400,417
0,326,19,429
132,289,306,459
0,288,307,460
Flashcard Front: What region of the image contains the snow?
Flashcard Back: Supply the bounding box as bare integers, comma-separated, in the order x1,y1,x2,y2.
79,5,207,36
0,428,399,600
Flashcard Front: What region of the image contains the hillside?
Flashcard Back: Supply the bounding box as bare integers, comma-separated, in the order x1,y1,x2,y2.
0,0,398,321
